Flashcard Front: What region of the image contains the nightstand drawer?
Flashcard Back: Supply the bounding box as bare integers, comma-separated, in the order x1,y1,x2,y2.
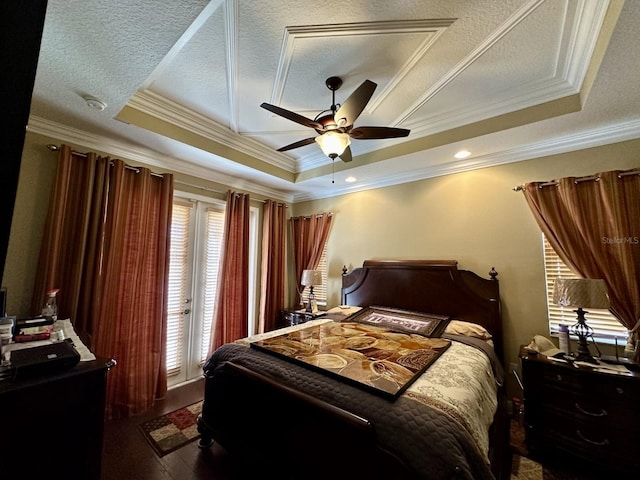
538,387,640,430
538,410,639,468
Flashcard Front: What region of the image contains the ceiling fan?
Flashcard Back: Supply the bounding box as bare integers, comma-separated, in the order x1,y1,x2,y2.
260,76,410,163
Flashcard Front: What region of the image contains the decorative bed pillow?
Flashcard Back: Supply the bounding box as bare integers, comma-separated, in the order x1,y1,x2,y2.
444,320,492,341
325,305,362,316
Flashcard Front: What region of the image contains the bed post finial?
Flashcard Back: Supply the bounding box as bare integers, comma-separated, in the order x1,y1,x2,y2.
489,267,498,280
342,265,348,276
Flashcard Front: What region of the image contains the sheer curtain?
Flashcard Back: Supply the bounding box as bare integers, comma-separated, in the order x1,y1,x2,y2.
209,191,250,352
258,200,287,333
522,168,640,359
290,212,333,306
33,145,173,418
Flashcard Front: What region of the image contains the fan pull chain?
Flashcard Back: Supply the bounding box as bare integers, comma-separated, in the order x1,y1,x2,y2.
332,159,335,183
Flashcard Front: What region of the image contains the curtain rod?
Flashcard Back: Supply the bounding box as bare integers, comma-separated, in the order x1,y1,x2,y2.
45,144,285,206
173,180,285,205
512,169,640,191
46,144,165,178
293,213,334,219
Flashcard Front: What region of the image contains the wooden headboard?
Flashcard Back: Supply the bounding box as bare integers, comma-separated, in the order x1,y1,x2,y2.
341,260,503,359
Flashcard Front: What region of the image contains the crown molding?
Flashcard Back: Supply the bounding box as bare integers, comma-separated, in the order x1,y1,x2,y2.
291,118,640,202
123,89,294,172
26,116,295,203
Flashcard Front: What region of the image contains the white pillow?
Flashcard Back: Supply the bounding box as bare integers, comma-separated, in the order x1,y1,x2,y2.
325,305,362,316
444,320,493,340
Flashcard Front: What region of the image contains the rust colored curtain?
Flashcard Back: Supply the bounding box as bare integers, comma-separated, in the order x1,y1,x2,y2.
258,200,287,333
522,168,640,358
32,145,173,419
210,191,250,352
290,212,333,306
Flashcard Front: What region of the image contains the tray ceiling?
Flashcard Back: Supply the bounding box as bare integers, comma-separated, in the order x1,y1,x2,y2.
28,0,639,202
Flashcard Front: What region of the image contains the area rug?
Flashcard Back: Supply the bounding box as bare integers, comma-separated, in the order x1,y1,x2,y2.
138,400,203,457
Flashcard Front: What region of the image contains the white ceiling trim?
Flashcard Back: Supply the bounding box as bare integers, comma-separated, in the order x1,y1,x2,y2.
269,19,457,111
27,115,295,203
291,118,640,202
363,20,454,114
223,0,239,133
139,0,225,91
561,0,610,88
400,0,610,136
405,76,576,136
125,90,294,172
394,0,546,125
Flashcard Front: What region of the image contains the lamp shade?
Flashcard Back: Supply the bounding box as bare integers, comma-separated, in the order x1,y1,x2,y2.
315,131,350,158
552,278,610,309
301,269,322,287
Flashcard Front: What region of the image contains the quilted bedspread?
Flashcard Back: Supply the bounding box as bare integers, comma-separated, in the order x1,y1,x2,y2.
205,321,500,480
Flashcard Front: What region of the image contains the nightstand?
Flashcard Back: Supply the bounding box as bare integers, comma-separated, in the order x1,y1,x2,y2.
279,309,325,327
519,346,640,474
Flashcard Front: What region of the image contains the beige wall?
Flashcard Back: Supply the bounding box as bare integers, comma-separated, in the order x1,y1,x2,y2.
3,133,57,316
291,139,640,393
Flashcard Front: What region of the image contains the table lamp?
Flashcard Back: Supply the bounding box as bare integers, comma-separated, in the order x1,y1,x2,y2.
552,278,610,363
301,270,322,313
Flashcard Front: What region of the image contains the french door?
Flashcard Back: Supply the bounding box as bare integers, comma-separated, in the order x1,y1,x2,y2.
166,192,258,387
166,195,225,386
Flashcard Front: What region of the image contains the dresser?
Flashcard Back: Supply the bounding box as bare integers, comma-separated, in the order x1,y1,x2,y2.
520,347,640,474
0,358,115,479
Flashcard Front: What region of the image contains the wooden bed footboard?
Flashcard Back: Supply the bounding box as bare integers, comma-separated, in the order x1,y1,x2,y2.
197,361,416,479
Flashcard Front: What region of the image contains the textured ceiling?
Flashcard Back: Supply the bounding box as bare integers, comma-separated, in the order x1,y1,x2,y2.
28,0,640,202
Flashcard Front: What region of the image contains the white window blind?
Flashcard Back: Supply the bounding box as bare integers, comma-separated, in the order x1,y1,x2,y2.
198,207,224,364
166,201,192,376
302,243,328,306
166,200,225,379
543,235,628,341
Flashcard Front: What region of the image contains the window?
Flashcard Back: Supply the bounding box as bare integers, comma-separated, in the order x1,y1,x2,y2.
166,192,258,387
542,235,627,343
301,243,328,307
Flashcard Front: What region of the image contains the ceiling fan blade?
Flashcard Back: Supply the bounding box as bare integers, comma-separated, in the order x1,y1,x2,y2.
349,126,410,140
334,80,377,127
276,137,317,152
261,103,323,130
339,145,352,163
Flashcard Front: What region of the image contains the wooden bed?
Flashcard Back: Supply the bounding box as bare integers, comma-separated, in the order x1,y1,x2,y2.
197,260,510,479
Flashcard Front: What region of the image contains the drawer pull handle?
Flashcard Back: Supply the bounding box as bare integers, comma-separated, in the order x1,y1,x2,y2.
576,429,609,446
575,403,607,417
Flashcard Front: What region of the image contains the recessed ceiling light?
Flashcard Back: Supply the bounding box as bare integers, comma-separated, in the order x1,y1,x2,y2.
83,95,107,111
345,176,357,183
454,150,471,159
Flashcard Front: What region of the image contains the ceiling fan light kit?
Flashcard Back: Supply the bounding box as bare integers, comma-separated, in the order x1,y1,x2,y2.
260,76,410,167
315,131,350,158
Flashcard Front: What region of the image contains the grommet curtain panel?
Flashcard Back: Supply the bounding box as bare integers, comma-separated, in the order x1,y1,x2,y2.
522,169,640,360
32,145,173,419
209,191,250,353
290,212,333,307
259,200,287,333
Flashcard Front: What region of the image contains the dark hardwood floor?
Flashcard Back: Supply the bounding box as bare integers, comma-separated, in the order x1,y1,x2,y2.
101,377,240,480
